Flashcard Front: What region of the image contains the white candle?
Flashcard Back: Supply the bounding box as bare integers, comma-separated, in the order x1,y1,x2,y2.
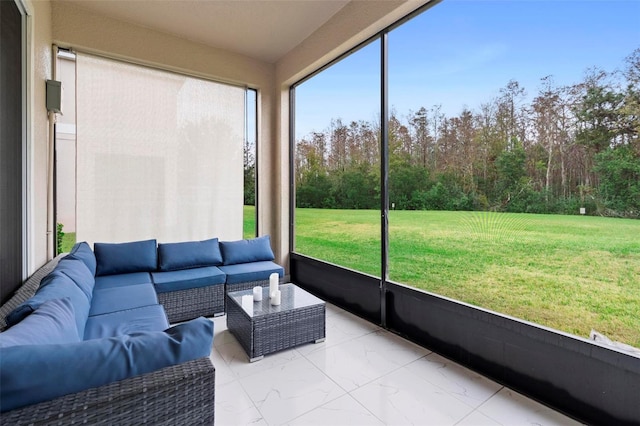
241,295,254,315
269,273,279,298
270,289,281,306
253,286,262,301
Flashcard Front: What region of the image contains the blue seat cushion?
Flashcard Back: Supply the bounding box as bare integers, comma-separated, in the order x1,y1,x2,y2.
94,239,157,276
84,304,169,340
51,257,95,300
90,283,159,316
0,298,79,348
94,272,152,289
151,266,226,293
219,261,284,285
157,238,223,271
219,235,275,265
7,273,90,338
65,241,97,276
0,317,213,413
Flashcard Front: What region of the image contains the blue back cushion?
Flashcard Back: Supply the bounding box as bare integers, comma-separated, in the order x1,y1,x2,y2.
157,238,223,271
7,273,90,338
0,298,80,348
65,241,97,276
53,258,95,300
151,266,226,293
220,235,275,266
94,239,157,276
0,317,214,412
219,261,284,285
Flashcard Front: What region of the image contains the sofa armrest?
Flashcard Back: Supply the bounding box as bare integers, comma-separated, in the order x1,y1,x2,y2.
0,256,62,332
1,357,215,425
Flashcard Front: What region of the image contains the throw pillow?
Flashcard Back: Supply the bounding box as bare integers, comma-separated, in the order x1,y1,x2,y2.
220,235,275,265
94,239,157,276
157,238,223,271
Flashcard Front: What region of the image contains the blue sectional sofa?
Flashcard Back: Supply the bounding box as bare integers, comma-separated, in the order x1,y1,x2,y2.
0,234,283,424
0,247,215,425
91,235,284,322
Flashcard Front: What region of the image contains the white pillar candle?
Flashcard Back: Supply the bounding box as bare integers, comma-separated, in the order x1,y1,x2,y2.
253,286,263,301
241,295,254,315
270,289,281,306
269,273,279,298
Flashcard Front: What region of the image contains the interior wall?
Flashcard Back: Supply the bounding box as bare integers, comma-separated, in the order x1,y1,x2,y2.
25,0,53,274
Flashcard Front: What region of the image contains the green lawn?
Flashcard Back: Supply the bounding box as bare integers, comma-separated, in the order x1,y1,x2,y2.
244,205,256,239
60,232,76,254
294,208,640,347
63,207,640,346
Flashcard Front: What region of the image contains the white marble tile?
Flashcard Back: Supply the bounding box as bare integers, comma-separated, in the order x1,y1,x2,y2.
306,329,430,392
239,357,346,425
286,394,384,426
212,316,239,348
478,388,582,425
215,380,266,426
216,337,302,379
405,352,502,408
209,346,236,386
325,302,343,318
210,306,577,426
351,365,476,425
456,410,502,426
296,308,380,356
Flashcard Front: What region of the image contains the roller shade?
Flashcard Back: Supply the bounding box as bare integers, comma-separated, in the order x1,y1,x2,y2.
76,53,244,245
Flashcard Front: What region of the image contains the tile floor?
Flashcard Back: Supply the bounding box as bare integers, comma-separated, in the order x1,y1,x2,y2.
210,303,581,426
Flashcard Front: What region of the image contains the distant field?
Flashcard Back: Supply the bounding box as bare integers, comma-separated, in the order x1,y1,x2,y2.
294,208,640,347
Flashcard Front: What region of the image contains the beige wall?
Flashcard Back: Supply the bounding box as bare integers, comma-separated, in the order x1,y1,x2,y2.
24,0,430,272
24,0,53,273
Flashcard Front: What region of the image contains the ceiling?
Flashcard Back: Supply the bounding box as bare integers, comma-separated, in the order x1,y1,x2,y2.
57,0,351,63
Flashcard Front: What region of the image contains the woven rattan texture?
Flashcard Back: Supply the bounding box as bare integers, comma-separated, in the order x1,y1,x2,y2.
158,284,225,323
225,276,285,294
227,291,325,359
0,256,61,331
2,357,215,425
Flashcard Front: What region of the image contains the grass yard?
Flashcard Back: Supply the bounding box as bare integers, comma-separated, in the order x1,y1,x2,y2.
60,232,76,254
294,208,640,347
244,205,257,240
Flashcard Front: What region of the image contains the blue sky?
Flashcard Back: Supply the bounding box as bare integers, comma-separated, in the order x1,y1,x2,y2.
295,0,640,139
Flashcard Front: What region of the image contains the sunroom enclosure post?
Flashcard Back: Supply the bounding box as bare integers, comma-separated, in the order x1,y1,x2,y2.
380,31,389,328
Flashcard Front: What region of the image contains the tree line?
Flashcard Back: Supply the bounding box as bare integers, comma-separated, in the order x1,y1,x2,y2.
293,48,640,217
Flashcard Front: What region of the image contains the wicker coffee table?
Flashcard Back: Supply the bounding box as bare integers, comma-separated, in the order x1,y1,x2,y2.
226,283,326,362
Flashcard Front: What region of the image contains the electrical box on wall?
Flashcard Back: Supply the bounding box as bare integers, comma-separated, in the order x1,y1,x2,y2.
46,79,62,114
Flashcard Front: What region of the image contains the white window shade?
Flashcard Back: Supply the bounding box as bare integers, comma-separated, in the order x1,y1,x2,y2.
76,53,244,246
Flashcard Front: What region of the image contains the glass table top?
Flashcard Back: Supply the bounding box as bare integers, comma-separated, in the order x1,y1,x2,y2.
227,283,325,318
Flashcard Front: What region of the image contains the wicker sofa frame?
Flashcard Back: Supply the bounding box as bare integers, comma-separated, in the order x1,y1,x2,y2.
225,276,286,293
0,257,216,425
158,284,225,323
2,357,215,425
